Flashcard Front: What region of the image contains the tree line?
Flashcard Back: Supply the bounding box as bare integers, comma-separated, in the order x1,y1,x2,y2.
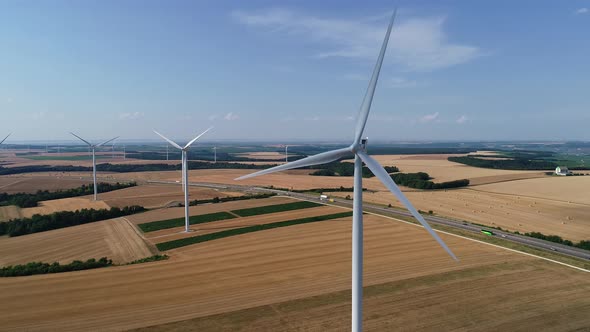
0,205,146,237
448,156,557,170
0,161,272,176
0,257,113,277
0,182,136,208
523,231,590,251
390,172,470,190
310,161,399,178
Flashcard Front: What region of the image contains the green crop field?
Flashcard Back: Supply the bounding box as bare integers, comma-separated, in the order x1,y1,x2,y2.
156,211,353,251
138,212,236,232
231,201,322,217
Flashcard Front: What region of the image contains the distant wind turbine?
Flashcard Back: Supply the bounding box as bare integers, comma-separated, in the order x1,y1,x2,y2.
0,133,11,152
285,145,288,163
70,133,119,201
213,146,217,163
236,10,457,332
153,128,212,232
0,133,10,146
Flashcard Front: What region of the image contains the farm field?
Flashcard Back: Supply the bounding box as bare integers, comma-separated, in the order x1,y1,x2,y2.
0,197,110,221
0,217,154,266
22,197,110,218
331,187,590,242
475,176,590,205
344,154,547,185
0,213,588,331
0,176,93,194
98,184,242,209
233,151,286,160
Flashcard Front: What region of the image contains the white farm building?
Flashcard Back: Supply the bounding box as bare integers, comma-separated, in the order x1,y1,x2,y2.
555,166,571,176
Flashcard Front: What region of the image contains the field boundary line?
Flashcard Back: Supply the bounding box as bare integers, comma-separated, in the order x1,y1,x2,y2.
280,195,590,273
121,217,160,255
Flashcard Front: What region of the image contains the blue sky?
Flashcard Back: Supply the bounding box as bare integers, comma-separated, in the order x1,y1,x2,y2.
1,0,589,143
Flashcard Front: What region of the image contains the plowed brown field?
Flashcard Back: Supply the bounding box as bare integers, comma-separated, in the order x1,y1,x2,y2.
0,217,154,266
0,213,587,331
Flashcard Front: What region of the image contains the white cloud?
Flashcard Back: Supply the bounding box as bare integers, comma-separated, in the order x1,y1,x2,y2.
456,115,467,124
390,77,417,88
304,115,320,121
224,112,239,121
419,112,439,123
575,7,588,14
232,9,481,71
119,112,144,120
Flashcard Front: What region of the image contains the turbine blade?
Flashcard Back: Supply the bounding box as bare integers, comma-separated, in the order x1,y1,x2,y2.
235,147,352,181
153,130,183,150
69,132,92,146
96,136,119,147
0,133,11,145
353,9,397,144
184,127,213,149
357,150,458,261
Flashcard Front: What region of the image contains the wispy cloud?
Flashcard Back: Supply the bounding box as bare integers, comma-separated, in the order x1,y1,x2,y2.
232,8,482,71
419,112,439,123
304,115,320,121
119,112,144,120
456,115,467,124
208,114,219,121
575,7,588,14
224,112,239,121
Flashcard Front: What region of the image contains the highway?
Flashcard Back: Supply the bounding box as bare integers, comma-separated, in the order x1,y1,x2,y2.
147,180,590,261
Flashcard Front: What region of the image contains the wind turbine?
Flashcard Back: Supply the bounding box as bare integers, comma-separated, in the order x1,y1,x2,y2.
236,11,457,332
213,146,217,163
285,145,288,163
153,128,212,232
0,133,10,152
70,133,119,201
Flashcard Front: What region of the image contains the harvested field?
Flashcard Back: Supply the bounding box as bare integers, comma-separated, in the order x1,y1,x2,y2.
0,176,92,194
19,197,110,219
0,217,155,266
98,184,242,209
0,213,588,331
0,205,21,221
344,154,545,185
475,176,590,205
331,187,590,242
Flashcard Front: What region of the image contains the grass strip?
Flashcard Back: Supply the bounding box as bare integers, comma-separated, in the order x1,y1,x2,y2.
138,211,236,233
157,211,353,251
231,201,322,217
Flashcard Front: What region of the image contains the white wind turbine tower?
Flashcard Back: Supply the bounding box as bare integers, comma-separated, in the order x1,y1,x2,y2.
213,146,217,163
70,133,119,201
237,11,457,332
285,145,288,163
153,128,212,232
